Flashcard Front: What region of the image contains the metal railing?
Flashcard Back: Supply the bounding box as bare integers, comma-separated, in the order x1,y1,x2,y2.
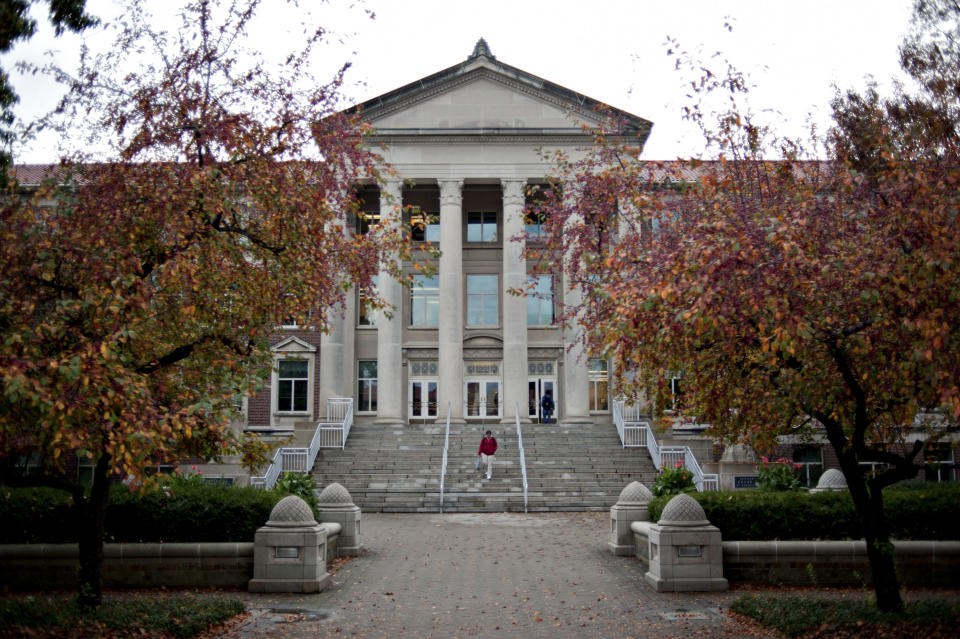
439,402,451,513
613,400,646,447
612,400,718,492
515,402,529,513
250,397,354,489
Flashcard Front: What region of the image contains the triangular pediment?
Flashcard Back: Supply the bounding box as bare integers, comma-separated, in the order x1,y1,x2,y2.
348,42,651,142
271,336,317,354
366,72,598,132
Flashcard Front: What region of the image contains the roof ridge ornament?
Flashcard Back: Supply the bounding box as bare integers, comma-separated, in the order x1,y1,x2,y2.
470,38,494,60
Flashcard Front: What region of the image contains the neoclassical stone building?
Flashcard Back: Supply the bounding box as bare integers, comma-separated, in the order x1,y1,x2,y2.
245,40,651,429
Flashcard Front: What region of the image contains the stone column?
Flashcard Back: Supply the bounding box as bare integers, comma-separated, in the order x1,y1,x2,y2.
319,308,348,413
376,180,404,423
562,210,591,423
501,179,529,423
438,179,464,420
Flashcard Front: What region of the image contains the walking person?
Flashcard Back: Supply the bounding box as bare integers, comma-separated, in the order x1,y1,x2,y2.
540,390,555,424
477,430,497,480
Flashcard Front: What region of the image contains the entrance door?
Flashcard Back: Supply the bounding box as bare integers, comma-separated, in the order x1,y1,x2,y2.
465,380,501,418
528,377,556,422
410,380,438,419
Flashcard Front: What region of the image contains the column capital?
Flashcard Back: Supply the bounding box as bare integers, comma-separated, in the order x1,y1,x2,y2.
501,178,527,207
438,179,464,206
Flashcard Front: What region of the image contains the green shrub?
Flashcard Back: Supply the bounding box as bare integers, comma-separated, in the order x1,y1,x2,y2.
755,456,802,491
731,594,960,637
0,594,245,638
273,471,319,515
648,482,960,540
652,462,696,497
0,483,282,543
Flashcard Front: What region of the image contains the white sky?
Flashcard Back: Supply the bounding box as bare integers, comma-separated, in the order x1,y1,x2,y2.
3,0,915,162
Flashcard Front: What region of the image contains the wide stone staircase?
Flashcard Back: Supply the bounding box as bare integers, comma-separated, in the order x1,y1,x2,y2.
310,421,658,513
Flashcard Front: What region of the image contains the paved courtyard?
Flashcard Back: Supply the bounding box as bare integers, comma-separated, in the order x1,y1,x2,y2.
213,511,779,639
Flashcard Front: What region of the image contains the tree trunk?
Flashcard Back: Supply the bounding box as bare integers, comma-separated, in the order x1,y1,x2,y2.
76,453,111,609
830,440,904,611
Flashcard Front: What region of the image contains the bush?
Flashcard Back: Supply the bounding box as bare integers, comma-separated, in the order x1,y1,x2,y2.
652,462,696,497
0,482,282,543
755,456,802,491
273,471,319,515
731,594,960,638
647,482,960,540
0,594,245,638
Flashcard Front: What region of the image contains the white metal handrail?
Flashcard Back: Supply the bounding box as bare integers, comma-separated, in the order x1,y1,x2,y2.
439,402,451,513
613,400,718,492
250,397,354,489
515,402,529,513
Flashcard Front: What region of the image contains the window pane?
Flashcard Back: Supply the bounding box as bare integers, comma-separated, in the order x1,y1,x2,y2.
293,380,308,411
428,382,438,416
358,360,377,379
485,382,499,416
412,275,439,326
278,380,292,411
279,360,308,378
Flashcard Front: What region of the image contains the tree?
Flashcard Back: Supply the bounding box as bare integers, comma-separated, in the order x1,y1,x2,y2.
0,0,96,179
526,1,959,611
0,0,406,607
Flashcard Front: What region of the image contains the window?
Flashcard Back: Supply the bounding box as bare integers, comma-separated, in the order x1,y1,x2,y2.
358,360,378,412
411,275,439,326
793,446,824,487
525,209,548,241
409,207,439,243
466,274,498,327
588,358,609,412
526,275,554,326
924,443,955,482
668,376,684,411
358,275,379,327
277,360,309,412
356,211,380,235
467,211,497,242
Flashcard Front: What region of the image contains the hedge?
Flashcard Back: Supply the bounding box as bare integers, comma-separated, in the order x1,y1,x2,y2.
0,483,283,543
647,481,960,540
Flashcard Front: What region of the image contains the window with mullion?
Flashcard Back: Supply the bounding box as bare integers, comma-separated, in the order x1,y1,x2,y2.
358,360,378,412
467,274,498,327
411,274,439,326
277,359,309,412
526,275,554,326
467,211,498,243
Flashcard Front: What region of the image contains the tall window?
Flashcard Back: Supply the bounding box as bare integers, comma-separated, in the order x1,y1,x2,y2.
924,443,956,482
358,360,378,412
277,360,309,412
525,210,548,241
356,211,380,235
411,274,439,326
793,446,824,487
410,207,439,243
588,358,609,411
526,275,554,326
466,274,498,326
358,275,379,327
467,211,497,242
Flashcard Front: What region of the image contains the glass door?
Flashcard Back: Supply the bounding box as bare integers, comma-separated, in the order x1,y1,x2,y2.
528,377,556,422
465,380,501,418
410,380,438,419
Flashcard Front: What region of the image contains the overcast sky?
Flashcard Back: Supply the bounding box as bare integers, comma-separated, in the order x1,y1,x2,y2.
4,0,915,162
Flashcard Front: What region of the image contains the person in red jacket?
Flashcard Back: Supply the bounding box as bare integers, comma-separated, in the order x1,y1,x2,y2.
478,430,497,480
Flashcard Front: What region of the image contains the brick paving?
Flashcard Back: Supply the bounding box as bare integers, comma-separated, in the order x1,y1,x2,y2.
211,511,782,639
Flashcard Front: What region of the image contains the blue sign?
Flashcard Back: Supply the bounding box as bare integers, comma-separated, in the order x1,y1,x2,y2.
734,476,758,489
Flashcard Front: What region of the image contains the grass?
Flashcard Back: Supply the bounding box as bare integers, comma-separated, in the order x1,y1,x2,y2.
730,594,960,637
0,594,246,638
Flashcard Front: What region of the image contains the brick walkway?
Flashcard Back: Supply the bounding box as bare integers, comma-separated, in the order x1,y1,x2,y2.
211,511,784,639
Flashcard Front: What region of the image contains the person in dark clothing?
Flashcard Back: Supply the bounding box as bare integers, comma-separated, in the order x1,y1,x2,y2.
540,391,555,424
478,430,498,480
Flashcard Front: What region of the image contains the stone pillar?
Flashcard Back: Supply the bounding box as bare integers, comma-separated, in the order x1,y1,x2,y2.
562,271,590,422
501,179,529,423
319,308,347,411
438,179,464,420
316,482,363,556
249,495,331,593
609,481,653,556
645,493,727,592
376,180,404,423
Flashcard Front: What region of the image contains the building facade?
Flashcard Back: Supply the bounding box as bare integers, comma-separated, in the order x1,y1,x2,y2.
245,40,651,429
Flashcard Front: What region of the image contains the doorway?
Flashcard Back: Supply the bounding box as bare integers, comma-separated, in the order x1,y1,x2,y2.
528,377,556,423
